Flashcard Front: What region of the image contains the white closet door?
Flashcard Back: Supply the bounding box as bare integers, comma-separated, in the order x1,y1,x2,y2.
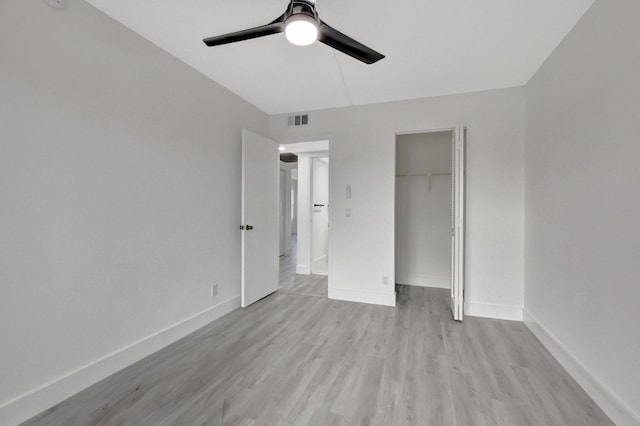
451,125,465,321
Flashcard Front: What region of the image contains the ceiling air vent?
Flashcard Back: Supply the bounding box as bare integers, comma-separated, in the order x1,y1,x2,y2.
287,114,309,127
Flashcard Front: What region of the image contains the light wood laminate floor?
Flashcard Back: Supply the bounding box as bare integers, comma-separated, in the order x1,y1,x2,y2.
278,237,328,299
280,273,327,299
22,242,612,425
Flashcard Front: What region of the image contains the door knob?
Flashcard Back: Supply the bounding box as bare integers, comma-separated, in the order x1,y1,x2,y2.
246,225,254,230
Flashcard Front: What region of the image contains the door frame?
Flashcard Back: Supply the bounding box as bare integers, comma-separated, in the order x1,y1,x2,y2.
277,136,333,291
393,126,466,320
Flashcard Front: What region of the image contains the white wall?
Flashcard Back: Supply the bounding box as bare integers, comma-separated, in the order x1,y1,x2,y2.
0,0,268,423
270,87,525,313
311,158,329,271
524,0,640,424
396,132,453,175
395,132,452,288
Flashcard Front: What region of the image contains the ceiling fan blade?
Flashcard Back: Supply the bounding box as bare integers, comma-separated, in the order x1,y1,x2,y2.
318,21,384,64
203,14,286,47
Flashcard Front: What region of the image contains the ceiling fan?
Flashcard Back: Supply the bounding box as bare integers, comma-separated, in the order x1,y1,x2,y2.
202,0,385,64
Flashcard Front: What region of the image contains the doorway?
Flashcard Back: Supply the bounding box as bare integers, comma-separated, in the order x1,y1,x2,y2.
278,140,331,297
395,127,465,320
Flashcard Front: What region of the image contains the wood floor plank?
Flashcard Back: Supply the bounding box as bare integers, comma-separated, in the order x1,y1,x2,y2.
21,280,613,426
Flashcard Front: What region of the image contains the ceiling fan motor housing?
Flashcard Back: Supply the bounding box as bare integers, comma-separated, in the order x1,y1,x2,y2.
287,0,319,23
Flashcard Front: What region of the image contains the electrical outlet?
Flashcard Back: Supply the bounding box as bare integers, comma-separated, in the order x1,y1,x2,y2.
382,276,389,285
211,284,218,298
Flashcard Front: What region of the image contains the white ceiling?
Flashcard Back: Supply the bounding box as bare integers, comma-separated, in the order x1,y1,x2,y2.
83,0,594,114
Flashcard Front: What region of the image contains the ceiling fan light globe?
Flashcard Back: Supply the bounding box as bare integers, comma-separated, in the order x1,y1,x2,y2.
285,14,318,46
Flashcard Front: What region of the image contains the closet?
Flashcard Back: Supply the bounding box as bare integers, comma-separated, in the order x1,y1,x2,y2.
395,131,453,289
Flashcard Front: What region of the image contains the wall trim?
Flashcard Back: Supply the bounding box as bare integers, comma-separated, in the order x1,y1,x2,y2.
396,276,449,289
464,301,523,321
523,309,640,426
0,296,241,426
329,286,396,307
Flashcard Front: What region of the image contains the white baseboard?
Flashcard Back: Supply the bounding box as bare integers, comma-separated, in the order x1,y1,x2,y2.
0,296,241,426
523,309,640,426
296,264,310,274
464,301,523,321
329,286,396,307
396,276,449,289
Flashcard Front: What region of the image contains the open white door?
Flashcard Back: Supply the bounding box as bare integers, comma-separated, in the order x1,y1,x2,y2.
241,129,280,308
451,125,465,321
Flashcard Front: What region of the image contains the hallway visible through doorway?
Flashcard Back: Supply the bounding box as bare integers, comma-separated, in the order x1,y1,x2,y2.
279,237,327,298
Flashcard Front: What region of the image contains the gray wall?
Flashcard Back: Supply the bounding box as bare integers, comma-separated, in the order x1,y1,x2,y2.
525,0,640,422
270,87,526,316
0,0,267,411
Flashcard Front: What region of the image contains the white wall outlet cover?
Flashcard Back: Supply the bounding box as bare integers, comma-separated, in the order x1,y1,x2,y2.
44,0,64,9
